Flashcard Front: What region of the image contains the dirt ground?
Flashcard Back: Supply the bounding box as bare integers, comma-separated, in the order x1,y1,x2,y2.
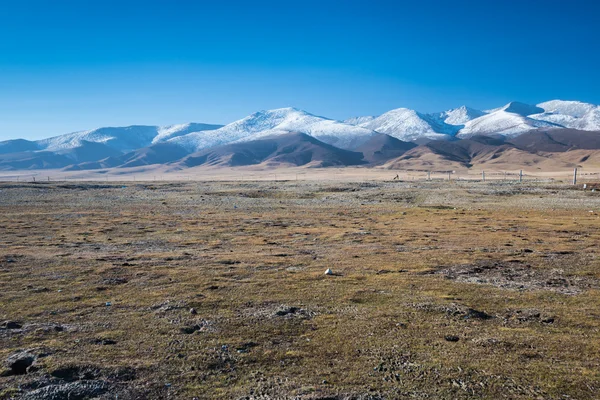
1,179,600,399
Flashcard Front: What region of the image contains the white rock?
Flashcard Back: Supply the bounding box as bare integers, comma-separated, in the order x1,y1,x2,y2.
324,268,333,275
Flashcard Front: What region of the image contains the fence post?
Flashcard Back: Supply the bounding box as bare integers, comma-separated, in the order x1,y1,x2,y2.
519,170,523,183
573,168,578,185
482,171,485,182
427,171,431,181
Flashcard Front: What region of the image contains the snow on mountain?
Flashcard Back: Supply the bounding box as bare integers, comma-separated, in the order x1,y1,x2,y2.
153,123,223,143
168,107,378,151
537,100,596,117
458,102,557,138
438,106,487,126
35,123,223,153
358,108,459,141
531,100,600,131
38,126,160,153
344,116,376,125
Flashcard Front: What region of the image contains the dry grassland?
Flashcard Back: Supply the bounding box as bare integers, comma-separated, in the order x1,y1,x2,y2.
1,180,600,399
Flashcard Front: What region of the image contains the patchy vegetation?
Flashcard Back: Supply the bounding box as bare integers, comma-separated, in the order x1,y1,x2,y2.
1,180,600,399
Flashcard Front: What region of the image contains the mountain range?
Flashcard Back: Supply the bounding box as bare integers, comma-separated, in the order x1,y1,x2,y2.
1,99,600,172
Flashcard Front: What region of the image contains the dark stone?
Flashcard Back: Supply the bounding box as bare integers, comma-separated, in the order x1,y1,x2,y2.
444,335,460,342
4,350,36,375
275,307,300,316
464,308,493,320
1,320,22,329
180,326,199,334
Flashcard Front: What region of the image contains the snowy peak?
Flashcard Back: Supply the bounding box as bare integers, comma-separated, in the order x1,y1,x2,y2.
531,100,600,131
537,100,596,117
458,102,556,138
359,108,458,142
439,106,486,126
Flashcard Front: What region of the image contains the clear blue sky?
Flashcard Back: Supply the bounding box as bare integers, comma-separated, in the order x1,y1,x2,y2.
1,0,599,140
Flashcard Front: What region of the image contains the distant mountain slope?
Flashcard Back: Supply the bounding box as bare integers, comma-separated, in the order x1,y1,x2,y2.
354,133,417,164
0,151,73,170
0,139,40,155
169,107,378,152
509,129,600,152
177,132,366,168
383,135,574,170
118,142,191,169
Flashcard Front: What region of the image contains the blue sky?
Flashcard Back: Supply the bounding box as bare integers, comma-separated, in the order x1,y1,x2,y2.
1,0,599,140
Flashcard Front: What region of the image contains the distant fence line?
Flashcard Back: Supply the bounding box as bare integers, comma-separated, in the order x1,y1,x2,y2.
0,168,598,184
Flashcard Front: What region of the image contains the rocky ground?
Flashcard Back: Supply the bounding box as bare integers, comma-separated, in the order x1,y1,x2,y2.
1,179,599,399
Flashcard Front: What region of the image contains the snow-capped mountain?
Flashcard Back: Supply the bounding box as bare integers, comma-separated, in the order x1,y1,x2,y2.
168,107,379,151
2,99,600,171
457,102,557,138
438,106,487,126
36,123,223,153
530,100,600,131
355,108,458,141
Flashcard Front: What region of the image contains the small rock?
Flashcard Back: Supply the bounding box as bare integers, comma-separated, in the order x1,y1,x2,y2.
324,268,333,275
93,338,117,345
189,308,197,315
444,335,460,342
180,326,199,334
105,302,112,307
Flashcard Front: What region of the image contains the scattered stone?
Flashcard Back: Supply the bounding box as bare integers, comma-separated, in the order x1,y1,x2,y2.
21,380,109,400
190,308,197,315
101,277,128,285
324,268,333,275
445,335,460,342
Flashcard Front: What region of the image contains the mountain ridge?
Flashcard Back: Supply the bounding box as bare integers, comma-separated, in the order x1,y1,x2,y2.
2,99,600,171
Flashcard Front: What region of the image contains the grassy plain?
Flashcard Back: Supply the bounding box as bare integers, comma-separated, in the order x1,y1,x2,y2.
1,179,600,399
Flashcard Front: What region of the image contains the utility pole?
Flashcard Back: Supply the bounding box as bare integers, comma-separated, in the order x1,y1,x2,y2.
519,170,523,183
482,171,485,182
573,167,578,185
427,171,431,181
